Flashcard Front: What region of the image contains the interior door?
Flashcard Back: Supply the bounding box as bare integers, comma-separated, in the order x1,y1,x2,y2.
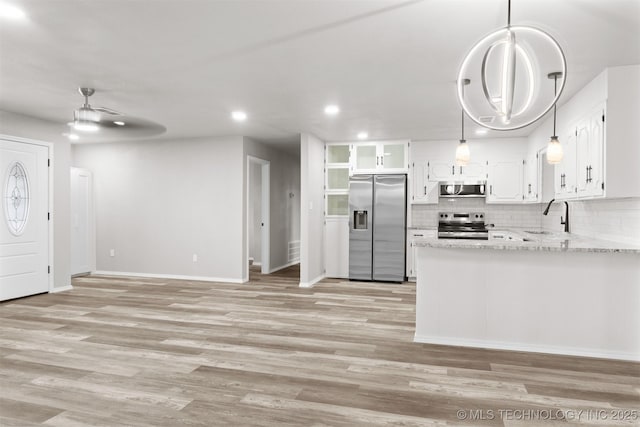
0,138,49,301
71,167,92,275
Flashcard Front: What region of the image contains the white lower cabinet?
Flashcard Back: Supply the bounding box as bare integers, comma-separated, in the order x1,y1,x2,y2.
486,160,524,203
325,217,349,278
407,229,436,280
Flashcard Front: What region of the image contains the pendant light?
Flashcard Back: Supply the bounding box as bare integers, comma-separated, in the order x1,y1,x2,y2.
455,79,470,166
456,0,566,131
546,72,563,164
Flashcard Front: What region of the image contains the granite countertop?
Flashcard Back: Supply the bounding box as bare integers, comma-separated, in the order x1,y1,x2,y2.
413,231,640,254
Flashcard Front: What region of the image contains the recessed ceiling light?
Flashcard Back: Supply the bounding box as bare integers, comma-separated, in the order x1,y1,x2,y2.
324,105,340,115
475,129,488,135
0,2,26,20
113,121,125,126
357,132,368,140
231,111,247,122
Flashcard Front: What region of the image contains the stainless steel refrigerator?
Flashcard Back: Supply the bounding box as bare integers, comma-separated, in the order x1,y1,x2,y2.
348,174,406,282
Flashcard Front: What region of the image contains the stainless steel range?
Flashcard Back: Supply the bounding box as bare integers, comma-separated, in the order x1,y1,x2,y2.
438,212,488,240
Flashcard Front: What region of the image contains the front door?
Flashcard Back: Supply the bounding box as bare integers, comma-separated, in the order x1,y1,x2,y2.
0,138,49,301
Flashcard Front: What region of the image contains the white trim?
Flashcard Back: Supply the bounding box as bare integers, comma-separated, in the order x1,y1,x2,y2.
299,273,325,288
50,285,73,294
92,271,244,284
269,260,299,274
0,134,54,294
245,155,271,279
413,334,640,362
252,262,262,267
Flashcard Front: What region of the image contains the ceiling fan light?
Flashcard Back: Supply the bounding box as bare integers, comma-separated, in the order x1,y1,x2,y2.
75,106,100,122
547,136,563,164
72,120,99,132
455,140,470,166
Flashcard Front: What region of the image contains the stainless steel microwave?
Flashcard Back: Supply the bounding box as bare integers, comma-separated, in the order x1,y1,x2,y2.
439,183,486,198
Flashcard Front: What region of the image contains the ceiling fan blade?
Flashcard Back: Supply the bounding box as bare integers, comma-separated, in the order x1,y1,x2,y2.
93,106,123,115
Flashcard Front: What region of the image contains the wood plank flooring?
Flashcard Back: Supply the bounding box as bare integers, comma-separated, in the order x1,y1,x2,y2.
1,265,638,426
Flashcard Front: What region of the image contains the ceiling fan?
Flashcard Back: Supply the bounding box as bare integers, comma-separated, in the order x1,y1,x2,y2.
66,87,166,141
69,87,124,132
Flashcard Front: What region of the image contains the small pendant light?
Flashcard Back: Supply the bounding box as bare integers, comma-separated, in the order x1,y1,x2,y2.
547,72,563,164
456,79,471,166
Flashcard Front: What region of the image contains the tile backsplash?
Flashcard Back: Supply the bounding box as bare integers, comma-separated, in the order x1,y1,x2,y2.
541,197,640,245
412,198,542,229
412,197,640,245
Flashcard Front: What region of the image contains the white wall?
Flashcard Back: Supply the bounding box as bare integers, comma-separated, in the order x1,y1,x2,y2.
411,137,529,164
72,136,245,282
299,133,325,287
605,65,640,199
243,138,301,278
248,161,262,265
0,110,71,290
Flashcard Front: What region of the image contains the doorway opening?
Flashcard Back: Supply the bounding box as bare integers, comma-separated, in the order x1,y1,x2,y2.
247,156,270,277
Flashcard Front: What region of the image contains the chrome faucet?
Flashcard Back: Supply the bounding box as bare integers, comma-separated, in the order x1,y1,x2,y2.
543,198,569,233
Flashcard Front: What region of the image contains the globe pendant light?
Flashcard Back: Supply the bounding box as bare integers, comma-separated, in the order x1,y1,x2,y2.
546,72,563,164
457,0,567,131
455,79,470,166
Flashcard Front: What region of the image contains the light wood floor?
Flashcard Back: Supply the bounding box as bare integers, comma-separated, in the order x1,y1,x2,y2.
1,266,638,426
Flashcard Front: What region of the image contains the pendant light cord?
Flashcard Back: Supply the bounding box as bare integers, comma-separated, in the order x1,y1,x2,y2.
507,0,511,27
461,82,465,141
553,74,557,136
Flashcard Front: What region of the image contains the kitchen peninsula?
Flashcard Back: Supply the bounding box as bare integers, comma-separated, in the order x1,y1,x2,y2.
414,235,640,362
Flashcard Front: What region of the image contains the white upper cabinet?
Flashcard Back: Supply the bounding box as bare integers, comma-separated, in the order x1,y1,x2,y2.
410,160,438,204
325,144,350,217
523,152,539,202
427,160,486,182
351,141,408,174
486,160,524,203
580,104,605,198
554,102,605,200
554,126,578,199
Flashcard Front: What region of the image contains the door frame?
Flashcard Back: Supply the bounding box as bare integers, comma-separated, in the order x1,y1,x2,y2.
70,167,95,276
0,134,53,293
245,156,270,278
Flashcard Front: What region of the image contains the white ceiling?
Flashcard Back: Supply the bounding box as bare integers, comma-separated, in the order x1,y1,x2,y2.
1,0,639,151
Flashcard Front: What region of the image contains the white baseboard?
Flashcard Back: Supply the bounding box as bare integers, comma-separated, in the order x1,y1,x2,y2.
299,273,325,288
50,285,73,294
92,271,244,284
413,334,640,362
269,260,299,274
252,262,262,267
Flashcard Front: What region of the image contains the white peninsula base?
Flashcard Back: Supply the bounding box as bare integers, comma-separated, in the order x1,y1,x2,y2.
415,245,640,361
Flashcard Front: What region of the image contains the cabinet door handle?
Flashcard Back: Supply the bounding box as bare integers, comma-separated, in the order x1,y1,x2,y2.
489,185,493,195
452,165,455,175
585,166,589,183
423,185,427,195
381,156,384,166
528,183,532,194
376,156,379,166
459,166,463,175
